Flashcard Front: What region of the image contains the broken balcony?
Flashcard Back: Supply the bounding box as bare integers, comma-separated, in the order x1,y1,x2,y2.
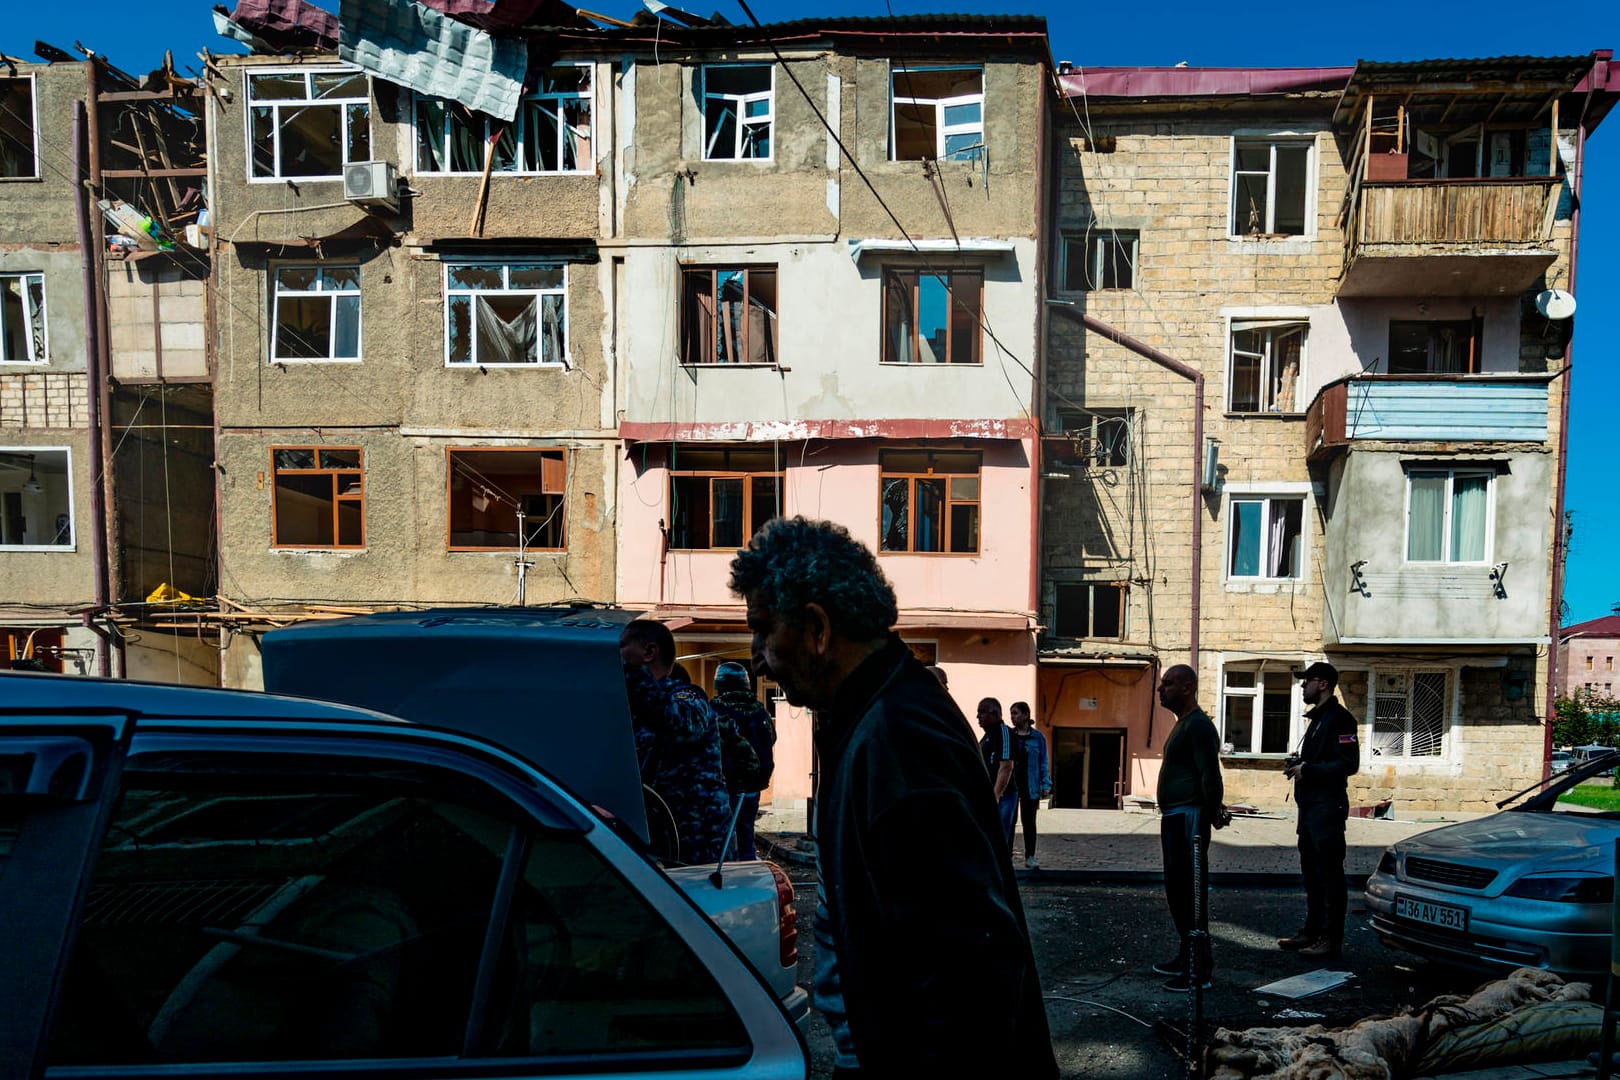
1332,56,1593,298
1305,373,1552,462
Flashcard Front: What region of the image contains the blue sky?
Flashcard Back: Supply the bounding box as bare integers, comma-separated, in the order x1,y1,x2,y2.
8,0,1618,622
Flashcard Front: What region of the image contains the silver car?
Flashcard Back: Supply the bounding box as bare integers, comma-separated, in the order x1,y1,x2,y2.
1365,755,1619,979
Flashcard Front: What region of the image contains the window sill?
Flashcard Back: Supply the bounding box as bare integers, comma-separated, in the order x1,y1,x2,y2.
248,175,344,184
1224,411,1306,420
270,358,362,365
877,550,981,558
270,546,367,554
0,546,76,553
0,176,45,183
448,548,566,555
696,157,777,167
679,362,781,370
414,169,596,179
1224,578,1305,594
444,362,570,371
876,361,985,367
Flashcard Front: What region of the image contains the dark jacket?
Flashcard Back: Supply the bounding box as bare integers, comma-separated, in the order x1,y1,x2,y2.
814,636,1057,1077
1296,698,1360,812
1156,706,1224,820
712,689,776,788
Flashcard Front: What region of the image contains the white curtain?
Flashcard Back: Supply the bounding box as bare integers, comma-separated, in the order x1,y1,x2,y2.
1408,474,1446,560
474,297,538,364
1450,475,1488,561
1267,504,1288,578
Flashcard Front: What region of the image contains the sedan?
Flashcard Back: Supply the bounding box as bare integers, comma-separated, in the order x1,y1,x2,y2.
1365,755,1619,979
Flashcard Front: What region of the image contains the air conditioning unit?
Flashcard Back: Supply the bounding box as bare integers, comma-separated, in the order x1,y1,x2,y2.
343,160,399,214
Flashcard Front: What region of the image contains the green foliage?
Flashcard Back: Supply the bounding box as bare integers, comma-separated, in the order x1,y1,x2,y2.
1552,693,1620,749
1557,784,1620,812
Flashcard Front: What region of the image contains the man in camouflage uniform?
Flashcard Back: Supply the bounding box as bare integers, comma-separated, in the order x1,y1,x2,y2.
711,660,776,859
620,619,731,864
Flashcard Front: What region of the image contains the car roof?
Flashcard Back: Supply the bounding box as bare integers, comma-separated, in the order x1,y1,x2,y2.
0,670,402,725
260,606,651,843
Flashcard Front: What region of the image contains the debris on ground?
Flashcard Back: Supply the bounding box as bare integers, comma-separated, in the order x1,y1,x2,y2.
1208,967,1599,1079
1254,968,1357,999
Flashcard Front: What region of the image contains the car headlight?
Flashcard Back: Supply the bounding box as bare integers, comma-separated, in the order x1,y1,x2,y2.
1504,876,1614,903
1378,851,1398,876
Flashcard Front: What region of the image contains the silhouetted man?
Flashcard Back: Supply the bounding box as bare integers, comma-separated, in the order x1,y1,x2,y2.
1154,663,1224,992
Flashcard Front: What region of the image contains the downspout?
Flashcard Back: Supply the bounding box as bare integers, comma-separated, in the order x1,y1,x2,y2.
72,100,111,677
1544,53,1606,776
1045,302,1204,669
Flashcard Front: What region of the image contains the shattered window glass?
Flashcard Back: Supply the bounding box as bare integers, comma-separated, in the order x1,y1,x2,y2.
444,263,567,367
881,269,981,364
702,65,772,160
1231,138,1312,236
878,450,981,553
247,69,370,180
680,266,778,365
271,446,364,549
448,448,567,551
0,272,47,363
0,77,39,179
415,64,593,176
891,65,983,162
272,266,361,362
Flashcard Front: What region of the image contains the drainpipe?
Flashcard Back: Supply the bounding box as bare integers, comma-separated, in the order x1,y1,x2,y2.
1045,302,1204,669
1544,52,1607,776
72,100,111,677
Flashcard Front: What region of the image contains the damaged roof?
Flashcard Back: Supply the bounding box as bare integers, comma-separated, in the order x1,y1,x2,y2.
1332,54,1600,130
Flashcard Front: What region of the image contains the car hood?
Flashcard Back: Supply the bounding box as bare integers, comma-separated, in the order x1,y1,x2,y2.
1395,810,1620,881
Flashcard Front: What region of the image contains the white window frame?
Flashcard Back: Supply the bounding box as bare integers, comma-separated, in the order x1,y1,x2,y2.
0,271,47,364
1403,467,1495,566
0,73,41,181
1226,319,1307,414
1062,231,1137,292
270,265,362,363
1368,667,1455,762
1217,661,1304,757
414,63,594,176
442,261,569,369
889,64,984,162
0,445,74,551
245,66,370,182
1224,485,1308,584
700,64,774,161
1228,135,1316,238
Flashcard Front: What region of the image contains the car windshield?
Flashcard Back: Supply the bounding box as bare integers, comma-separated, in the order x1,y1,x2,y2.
1509,751,1620,813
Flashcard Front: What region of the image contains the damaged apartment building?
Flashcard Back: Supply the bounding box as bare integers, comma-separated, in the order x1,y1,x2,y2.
204,2,1052,806
1038,54,1616,812
0,46,215,682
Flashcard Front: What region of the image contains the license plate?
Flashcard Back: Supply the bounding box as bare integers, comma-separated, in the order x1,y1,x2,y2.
1395,894,1468,932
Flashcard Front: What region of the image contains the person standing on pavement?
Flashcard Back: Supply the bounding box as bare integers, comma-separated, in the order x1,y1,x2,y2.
730,517,1056,1078
1009,701,1051,869
619,619,732,865
711,660,776,860
1154,663,1226,992
1279,661,1360,962
977,697,1018,846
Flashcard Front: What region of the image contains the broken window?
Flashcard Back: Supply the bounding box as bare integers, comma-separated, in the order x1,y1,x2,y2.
1230,138,1311,236
1228,496,1303,580
667,447,781,549
416,65,593,175
1063,231,1137,291
701,65,772,160
1406,468,1490,563
879,449,980,554
681,266,778,365
2,627,64,671
1228,321,1306,413
1057,409,1132,467
444,262,566,367
0,76,39,179
1388,319,1481,375
1052,582,1126,640
1371,669,1448,758
882,268,981,364
1220,666,1297,755
0,272,46,363
248,68,370,180
447,448,566,551
0,447,72,549
270,446,364,549
890,65,983,162
271,266,360,361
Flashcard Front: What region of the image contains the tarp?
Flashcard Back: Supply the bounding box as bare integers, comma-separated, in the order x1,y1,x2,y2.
339,0,527,121
221,0,341,53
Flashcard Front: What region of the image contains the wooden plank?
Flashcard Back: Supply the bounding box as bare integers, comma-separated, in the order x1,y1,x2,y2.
100,168,207,177
97,89,201,102
1549,98,1559,177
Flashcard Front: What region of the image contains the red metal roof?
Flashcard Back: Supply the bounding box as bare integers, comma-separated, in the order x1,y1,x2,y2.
1059,66,1353,100
1562,615,1620,640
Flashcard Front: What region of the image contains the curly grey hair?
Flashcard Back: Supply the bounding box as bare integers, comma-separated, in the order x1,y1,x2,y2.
729,517,898,640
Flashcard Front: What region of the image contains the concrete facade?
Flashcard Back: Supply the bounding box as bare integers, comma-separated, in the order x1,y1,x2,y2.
1040,60,1606,812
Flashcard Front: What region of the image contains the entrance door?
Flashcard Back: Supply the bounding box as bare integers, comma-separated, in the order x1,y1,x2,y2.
1050,727,1126,810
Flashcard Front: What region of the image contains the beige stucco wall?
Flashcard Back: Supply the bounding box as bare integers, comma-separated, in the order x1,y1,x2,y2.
0,62,85,244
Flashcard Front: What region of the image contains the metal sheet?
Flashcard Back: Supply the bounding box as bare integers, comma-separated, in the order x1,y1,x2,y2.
226,0,341,52
339,0,527,122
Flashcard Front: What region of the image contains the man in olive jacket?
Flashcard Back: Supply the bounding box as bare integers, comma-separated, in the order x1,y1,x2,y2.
731,517,1056,1078
1280,661,1361,961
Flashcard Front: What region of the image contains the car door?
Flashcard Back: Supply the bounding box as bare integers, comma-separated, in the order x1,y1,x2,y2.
7,718,805,1080
0,712,134,1080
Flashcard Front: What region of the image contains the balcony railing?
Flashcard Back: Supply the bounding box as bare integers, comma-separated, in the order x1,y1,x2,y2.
1306,374,1551,460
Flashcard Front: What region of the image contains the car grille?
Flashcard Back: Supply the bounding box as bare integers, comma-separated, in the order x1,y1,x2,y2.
1405,857,1497,890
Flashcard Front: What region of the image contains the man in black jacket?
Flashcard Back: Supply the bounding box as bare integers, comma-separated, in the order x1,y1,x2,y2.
730,517,1056,1078
1279,661,1361,961
1154,664,1225,992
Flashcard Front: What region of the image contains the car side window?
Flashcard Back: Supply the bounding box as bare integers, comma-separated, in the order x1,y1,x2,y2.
47,749,746,1070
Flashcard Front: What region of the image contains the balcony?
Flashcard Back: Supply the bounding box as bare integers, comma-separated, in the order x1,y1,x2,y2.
1306,374,1551,462
1339,177,1562,298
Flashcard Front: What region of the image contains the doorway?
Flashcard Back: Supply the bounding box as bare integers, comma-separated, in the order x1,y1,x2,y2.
1051,727,1125,810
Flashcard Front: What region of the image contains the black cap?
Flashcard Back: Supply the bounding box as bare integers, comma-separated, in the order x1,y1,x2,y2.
1293,661,1339,684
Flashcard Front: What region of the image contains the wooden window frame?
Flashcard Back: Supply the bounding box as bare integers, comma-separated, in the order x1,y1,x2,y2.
667,451,783,550
1051,581,1128,640
878,449,981,555
880,267,983,365
680,265,779,366
269,445,365,550
445,447,568,553
1387,318,1482,375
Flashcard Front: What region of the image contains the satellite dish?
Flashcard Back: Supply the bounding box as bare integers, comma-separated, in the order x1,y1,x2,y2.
1536,289,1577,320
